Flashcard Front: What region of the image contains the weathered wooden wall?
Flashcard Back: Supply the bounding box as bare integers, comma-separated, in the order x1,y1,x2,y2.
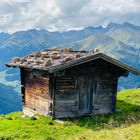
53,59,126,118
20,58,127,119
21,69,52,116
54,75,95,118
93,73,118,114
54,76,78,118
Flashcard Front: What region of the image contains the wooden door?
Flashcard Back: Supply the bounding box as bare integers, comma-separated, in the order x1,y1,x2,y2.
77,76,95,114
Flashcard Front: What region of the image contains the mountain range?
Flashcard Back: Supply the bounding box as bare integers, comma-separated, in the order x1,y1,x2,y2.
0,22,140,114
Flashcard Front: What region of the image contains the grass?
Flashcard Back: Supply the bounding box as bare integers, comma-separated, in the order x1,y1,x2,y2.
0,88,140,140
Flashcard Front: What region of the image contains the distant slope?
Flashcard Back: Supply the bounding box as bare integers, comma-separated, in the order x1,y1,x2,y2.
106,22,140,46
0,88,139,140
0,83,21,114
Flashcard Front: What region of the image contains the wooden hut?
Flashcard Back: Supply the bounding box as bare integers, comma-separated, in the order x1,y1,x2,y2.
6,48,140,119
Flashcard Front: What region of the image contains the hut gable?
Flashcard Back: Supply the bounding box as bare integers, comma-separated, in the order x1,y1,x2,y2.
6,48,140,119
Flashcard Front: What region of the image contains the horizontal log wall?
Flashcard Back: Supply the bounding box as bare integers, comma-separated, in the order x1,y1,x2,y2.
54,76,79,118
23,69,52,116
53,59,122,118
93,73,118,114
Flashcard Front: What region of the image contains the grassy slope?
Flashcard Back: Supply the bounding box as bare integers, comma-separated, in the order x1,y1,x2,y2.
0,88,140,140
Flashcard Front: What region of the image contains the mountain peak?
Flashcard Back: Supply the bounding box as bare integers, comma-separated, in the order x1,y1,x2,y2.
122,22,140,30
85,25,104,30
107,22,121,29
0,32,11,43
106,22,140,31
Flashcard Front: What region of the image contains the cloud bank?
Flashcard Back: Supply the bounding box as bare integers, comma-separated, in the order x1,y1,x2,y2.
0,0,140,32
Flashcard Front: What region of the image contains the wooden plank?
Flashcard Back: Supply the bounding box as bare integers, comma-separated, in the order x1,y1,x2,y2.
55,93,75,100
54,111,79,118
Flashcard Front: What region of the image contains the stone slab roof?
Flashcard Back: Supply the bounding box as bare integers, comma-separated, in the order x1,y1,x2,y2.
6,48,140,75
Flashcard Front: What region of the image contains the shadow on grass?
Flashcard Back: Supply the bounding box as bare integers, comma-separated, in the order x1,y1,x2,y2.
64,100,140,130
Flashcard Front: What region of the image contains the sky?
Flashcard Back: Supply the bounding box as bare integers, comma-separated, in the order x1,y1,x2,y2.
0,0,140,33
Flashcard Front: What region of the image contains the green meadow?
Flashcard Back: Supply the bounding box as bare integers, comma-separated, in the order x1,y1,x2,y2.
0,88,140,140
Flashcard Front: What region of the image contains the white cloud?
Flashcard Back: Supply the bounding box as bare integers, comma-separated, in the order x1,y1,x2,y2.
0,0,140,33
